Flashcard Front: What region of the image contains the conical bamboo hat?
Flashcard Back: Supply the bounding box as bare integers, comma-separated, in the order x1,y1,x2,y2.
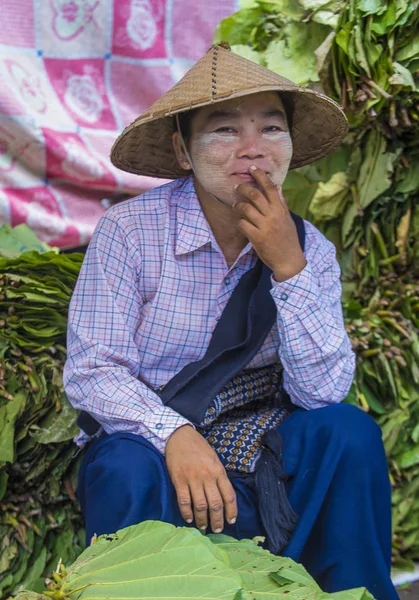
111,43,348,179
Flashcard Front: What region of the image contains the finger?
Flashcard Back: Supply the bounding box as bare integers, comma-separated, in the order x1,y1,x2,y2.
190,486,209,531
238,218,259,240
217,475,237,526
205,484,225,533
276,184,290,210
248,166,281,205
234,200,264,227
173,481,194,524
235,184,269,216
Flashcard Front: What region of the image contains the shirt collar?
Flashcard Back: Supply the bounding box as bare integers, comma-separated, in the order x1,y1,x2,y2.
175,177,214,256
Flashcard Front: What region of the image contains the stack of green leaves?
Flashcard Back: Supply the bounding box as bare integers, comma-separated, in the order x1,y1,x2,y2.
13,520,375,600
215,0,419,567
343,266,419,569
0,229,85,598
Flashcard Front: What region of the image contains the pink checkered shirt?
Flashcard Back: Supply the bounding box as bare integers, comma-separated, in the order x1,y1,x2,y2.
64,176,356,452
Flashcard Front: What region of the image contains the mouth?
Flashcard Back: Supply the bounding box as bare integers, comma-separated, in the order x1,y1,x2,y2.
232,171,270,182
233,173,255,182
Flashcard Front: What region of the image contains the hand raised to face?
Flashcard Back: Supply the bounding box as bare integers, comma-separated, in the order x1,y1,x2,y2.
233,166,307,282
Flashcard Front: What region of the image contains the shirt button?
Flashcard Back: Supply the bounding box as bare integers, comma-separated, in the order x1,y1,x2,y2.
155,423,163,430
280,292,289,301
224,277,231,286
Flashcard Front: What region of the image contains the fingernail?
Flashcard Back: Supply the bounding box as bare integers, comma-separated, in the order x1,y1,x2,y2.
214,528,222,534
186,519,193,524
234,184,239,189
250,165,257,171
200,526,207,531
229,518,237,524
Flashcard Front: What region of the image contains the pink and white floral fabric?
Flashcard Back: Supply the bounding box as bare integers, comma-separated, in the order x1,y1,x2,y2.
0,0,236,247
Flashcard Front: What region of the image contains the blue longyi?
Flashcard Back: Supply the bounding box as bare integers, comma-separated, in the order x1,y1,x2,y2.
77,403,398,600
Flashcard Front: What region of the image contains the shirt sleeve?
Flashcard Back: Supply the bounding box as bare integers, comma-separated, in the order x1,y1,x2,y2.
63,211,192,453
270,221,356,410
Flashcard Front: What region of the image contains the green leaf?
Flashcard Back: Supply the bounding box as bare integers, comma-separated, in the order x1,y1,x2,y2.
0,225,56,259
342,201,360,248
210,537,300,598
61,522,242,600
396,36,419,63
360,383,386,415
364,39,383,66
309,172,350,221
312,10,341,27
397,445,419,469
335,22,352,54
344,382,359,406
396,163,419,194
265,22,329,85
7,593,46,600
297,0,338,10
282,171,319,220
214,9,262,46
231,45,263,64
411,422,419,444
389,62,416,89
353,24,371,76
357,0,383,15
260,0,305,18
370,0,397,34
0,391,27,463
357,132,396,210
210,536,374,599
30,394,79,444
0,471,8,500
314,31,336,71
16,548,47,594
271,562,322,588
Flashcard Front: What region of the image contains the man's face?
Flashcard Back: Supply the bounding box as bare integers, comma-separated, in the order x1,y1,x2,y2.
186,92,293,206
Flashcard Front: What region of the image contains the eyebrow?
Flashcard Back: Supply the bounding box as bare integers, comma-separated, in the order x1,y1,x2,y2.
205,108,287,123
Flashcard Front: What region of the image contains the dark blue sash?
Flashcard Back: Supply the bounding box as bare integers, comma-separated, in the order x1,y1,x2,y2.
159,212,305,425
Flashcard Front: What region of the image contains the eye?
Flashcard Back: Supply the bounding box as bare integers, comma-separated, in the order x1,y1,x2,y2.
214,126,237,134
263,125,283,133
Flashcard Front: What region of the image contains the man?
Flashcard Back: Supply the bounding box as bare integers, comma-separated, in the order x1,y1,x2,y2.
64,44,398,599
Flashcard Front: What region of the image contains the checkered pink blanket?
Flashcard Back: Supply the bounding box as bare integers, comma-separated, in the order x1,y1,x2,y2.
0,0,235,247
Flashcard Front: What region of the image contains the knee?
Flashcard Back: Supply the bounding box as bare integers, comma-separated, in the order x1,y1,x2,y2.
85,433,166,492
313,403,383,459
79,434,171,542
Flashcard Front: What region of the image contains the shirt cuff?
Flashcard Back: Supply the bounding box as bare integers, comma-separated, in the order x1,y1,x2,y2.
270,261,320,318
140,409,195,447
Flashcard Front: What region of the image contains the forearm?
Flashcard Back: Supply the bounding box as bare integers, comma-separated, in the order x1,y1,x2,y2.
64,339,192,453
271,262,356,409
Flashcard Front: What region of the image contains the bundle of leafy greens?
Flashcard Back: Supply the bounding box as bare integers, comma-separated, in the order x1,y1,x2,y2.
13,520,375,600
215,0,419,568
0,226,85,598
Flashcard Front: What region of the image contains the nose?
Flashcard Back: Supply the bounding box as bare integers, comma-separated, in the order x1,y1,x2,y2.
236,131,265,160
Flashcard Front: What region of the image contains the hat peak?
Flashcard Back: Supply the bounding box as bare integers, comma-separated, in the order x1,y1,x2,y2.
209,41,231,52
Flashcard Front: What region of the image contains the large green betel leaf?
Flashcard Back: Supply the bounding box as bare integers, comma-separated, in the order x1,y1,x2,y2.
57,521,243,600
14,523,376,600
209,535,374,599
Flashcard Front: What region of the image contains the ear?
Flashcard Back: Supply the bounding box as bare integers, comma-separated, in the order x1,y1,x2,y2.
172,131,191,171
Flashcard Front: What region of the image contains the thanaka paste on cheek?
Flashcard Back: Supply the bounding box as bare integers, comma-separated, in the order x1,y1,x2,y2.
190,133,238,204
189,130,293,205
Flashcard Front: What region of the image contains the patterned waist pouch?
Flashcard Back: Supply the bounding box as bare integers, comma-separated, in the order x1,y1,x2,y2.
154,362,297,554
193,362,298,554
198,363,292,474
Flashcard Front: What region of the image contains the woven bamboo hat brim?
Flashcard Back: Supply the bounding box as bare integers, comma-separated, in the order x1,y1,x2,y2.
111,44,348,179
